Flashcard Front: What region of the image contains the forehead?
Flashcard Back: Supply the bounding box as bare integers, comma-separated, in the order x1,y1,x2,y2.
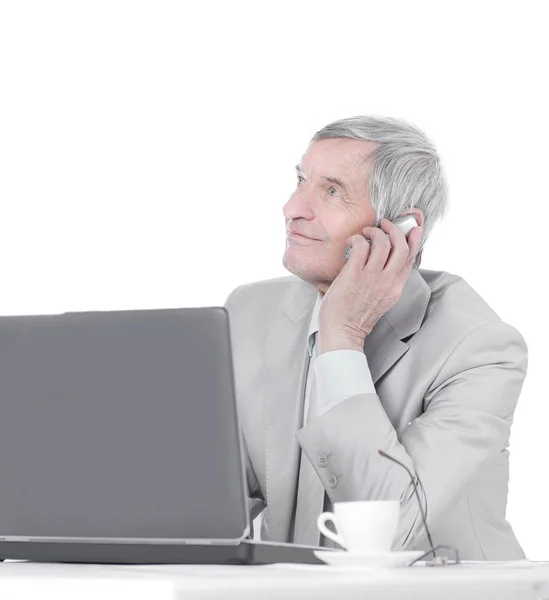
299,138,377,174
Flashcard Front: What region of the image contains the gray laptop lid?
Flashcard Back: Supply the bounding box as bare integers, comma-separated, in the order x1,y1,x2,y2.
0,306,249,544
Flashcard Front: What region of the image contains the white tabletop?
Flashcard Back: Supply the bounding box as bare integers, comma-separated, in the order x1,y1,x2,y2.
2,560,549,600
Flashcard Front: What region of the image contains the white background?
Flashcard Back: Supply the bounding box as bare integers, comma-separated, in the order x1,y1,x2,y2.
0,1,547,559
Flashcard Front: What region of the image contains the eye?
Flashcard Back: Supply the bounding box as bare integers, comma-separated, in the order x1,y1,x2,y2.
328,187,338,196
297,175,305,184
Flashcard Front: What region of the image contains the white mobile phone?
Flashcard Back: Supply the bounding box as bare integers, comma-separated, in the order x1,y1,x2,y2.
344,215,419,262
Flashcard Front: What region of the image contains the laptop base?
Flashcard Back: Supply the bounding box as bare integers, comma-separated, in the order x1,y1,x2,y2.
0,539,327,565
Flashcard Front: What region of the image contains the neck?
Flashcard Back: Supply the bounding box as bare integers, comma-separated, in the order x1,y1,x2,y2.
315,283,329,297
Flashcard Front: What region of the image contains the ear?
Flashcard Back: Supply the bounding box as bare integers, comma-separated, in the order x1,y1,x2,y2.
402,208,424,228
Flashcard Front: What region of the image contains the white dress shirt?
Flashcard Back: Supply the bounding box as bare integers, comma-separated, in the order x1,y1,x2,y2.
303,292,376,425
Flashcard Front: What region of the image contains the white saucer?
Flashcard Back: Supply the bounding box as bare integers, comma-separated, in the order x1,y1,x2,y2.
314,550,424,568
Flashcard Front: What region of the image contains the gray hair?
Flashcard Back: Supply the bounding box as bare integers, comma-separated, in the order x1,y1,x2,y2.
309,115,449,269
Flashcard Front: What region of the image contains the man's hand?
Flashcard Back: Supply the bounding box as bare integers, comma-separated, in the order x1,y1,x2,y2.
318,215,423,355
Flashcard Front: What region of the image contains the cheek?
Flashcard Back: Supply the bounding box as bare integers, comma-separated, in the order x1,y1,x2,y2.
322,212,353,240
328,224,359,247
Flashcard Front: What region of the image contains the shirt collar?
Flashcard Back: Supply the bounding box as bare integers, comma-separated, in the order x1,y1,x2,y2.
307,291,322,357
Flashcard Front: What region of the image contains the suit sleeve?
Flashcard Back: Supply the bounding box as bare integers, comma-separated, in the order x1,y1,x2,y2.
295,320,528,550
224,286,266,537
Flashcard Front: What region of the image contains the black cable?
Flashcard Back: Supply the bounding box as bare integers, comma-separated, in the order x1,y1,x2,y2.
378,449,437,558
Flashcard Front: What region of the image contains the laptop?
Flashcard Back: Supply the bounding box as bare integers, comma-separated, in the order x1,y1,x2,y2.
0,306,329,564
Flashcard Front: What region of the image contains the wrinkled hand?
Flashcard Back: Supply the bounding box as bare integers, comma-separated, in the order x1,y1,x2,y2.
317,217,423,355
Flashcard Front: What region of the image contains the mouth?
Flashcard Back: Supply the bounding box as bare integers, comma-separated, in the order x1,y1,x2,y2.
286,232,320,242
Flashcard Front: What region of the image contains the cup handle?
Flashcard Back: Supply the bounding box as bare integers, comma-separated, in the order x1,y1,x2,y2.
317,512,346,549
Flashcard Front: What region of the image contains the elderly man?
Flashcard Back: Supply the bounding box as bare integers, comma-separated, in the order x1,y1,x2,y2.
224,115,528,561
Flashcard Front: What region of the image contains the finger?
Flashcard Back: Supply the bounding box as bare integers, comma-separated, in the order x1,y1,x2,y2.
345,234,371,270
362,226,392,272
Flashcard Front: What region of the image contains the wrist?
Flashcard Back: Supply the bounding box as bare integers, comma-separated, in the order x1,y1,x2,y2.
317,333,365,355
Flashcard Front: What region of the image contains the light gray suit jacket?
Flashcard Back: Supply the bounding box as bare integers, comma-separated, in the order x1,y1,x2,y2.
224,267,529,560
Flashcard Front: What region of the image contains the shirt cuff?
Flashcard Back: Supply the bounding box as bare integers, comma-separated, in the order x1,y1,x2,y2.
312,350,376,419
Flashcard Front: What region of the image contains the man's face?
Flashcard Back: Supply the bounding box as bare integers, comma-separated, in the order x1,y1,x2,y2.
283,137,378,294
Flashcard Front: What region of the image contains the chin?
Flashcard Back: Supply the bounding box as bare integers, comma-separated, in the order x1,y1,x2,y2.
283,257,335,285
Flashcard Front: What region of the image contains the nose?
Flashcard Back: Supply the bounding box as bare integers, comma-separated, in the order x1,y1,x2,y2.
282,188,316,223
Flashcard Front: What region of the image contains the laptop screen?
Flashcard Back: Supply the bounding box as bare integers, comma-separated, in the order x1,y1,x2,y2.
0,307,248,543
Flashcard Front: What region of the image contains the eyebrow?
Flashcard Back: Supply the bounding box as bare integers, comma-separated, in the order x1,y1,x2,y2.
295,163,349,194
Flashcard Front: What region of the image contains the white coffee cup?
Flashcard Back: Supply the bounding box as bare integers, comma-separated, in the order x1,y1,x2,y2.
317,500,400,553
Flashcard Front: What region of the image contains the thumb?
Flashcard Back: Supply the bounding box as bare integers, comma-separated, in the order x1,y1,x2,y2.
344,234,371,266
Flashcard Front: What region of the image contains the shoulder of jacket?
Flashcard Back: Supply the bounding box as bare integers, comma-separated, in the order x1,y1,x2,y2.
419,267,523,341
231,274,309,299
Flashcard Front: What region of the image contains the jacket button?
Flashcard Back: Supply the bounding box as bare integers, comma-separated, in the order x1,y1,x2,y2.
327,475,338,488
317,454,328,467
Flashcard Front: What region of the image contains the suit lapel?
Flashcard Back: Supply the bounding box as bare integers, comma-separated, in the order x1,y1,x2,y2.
263,268,432,541
363,268,432,382
263,284,315,541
